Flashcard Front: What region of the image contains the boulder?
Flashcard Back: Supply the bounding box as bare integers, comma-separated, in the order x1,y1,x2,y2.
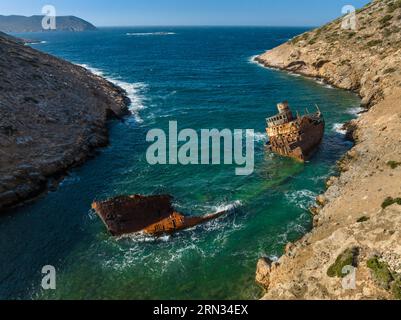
256,257,273,289
316,195,328,206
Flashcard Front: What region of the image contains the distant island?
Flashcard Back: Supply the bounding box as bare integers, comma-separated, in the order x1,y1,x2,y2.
0,15,97,32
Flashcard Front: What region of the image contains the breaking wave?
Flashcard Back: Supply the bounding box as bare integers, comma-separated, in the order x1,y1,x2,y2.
29,41,47,45
101,200,244,273
252,131,268,143
248,55,259,64
209,200,243,213
78,63,147,123
314,78,334,89
332,123,347,135
347,106,364,116
276,211,310,246
234,131,267,143
284,189,316,211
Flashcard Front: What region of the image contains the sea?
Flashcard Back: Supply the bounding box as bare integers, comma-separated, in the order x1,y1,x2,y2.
0,27,361,300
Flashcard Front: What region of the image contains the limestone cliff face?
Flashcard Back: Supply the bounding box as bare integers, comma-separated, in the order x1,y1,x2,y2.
255,0,401,300
0,32,130,211
256,0,401,107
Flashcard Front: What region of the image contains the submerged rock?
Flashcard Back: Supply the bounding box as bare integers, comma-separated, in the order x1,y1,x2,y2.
92,194,228,237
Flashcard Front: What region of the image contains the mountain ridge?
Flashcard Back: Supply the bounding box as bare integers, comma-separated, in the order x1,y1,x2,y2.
0,15,97,32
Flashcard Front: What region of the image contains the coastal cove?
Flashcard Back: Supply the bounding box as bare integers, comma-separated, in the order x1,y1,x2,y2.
253,0,401,300
0,27,361,300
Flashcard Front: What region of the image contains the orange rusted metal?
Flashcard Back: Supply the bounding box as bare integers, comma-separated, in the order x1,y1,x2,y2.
266,101,325,162
92,194,227,237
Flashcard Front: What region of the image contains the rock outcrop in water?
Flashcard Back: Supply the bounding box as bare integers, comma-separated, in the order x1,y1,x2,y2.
255,0,401,300
92,194,228,237
0,32,130,212
0,15,97,33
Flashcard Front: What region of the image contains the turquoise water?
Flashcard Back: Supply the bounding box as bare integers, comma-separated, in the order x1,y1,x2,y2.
0,27,361,300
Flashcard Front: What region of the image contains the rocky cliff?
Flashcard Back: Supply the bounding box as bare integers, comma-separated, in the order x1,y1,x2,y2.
255,0,401,299
0,32,130,211
0,15,97,33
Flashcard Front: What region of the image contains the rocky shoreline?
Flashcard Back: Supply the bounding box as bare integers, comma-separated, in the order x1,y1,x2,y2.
0,32,131,212
255,0,401,299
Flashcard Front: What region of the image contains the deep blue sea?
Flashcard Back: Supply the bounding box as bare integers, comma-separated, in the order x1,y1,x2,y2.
0,27,361,299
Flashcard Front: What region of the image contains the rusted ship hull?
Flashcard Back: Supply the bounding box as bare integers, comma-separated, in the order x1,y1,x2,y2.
266,101,325,162
92,194,227,237
267,120,325,161
143,211,226,236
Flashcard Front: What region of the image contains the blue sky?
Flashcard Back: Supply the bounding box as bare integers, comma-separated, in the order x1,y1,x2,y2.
0,0,371,26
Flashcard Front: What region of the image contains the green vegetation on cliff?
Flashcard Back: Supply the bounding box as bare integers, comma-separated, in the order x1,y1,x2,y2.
327,248,359,278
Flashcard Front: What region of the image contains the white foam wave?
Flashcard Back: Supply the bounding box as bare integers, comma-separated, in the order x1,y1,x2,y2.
248,55,259,64
288,72,301,77
347,106,364,116
117,231,171,243
252,131,268,143
333,123,347,135
276,211,310,246
211,200,242,213
78,63,147,123
112,80,147,123
126,32,176,36
284,189,316,211
79,63,104,76
250,57,303,79
29,40,47,45
235,131,267,143
251,58,336,89
100,200,245,273
315,78,333,89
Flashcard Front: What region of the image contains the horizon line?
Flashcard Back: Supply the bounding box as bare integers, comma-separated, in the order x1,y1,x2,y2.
95,25,317,28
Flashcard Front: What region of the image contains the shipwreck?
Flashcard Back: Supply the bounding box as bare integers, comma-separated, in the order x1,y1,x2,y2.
266,101,325,162
92,194,227,237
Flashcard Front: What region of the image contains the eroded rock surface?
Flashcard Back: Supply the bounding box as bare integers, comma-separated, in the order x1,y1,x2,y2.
0,32,130,211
